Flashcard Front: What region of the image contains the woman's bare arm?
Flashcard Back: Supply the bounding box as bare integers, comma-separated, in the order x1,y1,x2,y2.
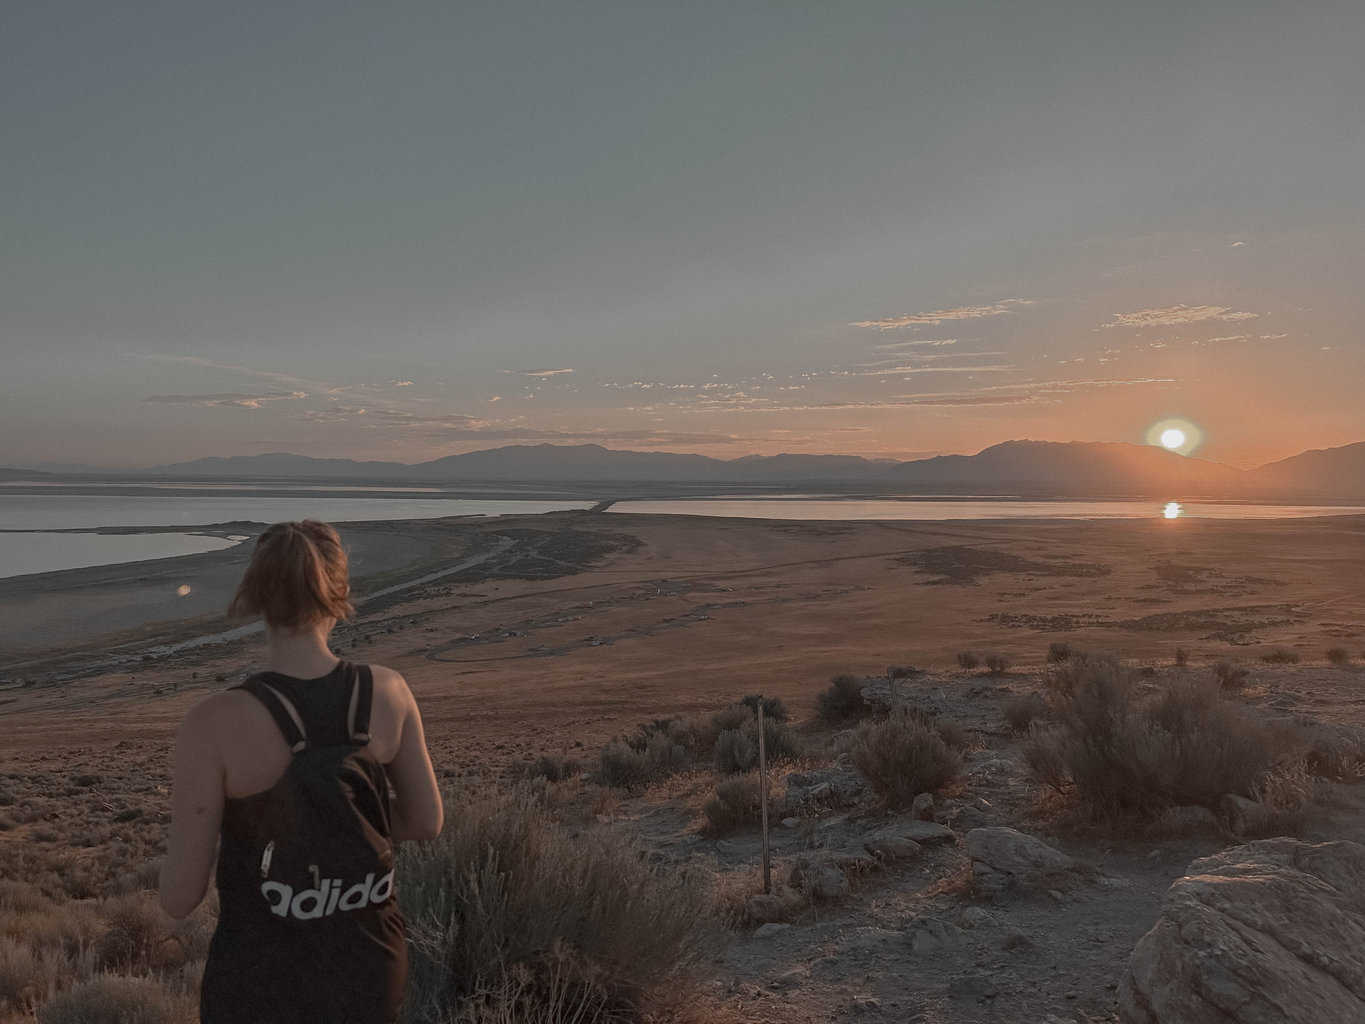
159,697,227,919
384,674,444,842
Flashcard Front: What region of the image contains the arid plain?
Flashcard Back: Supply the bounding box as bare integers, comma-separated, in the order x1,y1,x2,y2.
4,510,1365,1022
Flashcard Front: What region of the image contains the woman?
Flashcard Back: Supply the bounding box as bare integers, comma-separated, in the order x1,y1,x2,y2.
160,520,444,1024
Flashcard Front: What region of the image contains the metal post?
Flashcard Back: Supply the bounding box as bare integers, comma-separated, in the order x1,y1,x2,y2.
758,698,771,894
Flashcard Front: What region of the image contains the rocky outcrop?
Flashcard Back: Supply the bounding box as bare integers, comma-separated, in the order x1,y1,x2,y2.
1120,839,1365,1024
965,826,1084,895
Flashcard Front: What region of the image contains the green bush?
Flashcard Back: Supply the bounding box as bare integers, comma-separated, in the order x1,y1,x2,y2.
849,711,962,808
1327,647,1352,667
816,675,868,722
1047,642,1074,664
956,652,980,671
1174,647,1189,668
984,654,1011,675
398,787,717,1023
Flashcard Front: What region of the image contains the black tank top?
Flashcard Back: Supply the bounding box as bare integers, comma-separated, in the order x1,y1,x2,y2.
200,661,408,1024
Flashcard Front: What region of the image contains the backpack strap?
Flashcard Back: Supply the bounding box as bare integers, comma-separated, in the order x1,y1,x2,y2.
237,676,309,753
347,664,374,745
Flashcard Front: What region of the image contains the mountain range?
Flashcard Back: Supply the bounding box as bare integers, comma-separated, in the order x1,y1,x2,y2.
3,439,1356,500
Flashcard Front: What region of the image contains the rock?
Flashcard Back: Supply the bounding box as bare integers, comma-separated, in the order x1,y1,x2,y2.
965,827,1083,896
788,858,850,901
960,906,994,929
1001,927,1034,952
862,827,923,863
1119,838,1365,1024
780,816,801,829
746,893,788,925
901,820,956,846
851,995,881,1012
753,923,791,939
1155,804,1220,834
911,792,935,820
905,916,965,954
948,973,999,1000
1219,793,1274,836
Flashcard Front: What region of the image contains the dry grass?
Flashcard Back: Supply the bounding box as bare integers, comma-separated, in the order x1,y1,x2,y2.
35,974,196,1024
397,785,721,1024
849,710,962,808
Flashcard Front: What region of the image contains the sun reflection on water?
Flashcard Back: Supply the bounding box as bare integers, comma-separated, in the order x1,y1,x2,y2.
1163,502,1182,520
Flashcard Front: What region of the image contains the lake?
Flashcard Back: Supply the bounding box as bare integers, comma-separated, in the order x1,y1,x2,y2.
606,498,1365,521
0,492,595,579
3,490,1362,580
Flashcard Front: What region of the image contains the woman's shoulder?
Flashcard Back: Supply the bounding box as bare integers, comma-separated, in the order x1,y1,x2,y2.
359,662,413,705
176,687,263,744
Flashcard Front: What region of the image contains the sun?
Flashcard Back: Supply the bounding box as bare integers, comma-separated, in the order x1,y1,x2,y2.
1145,418,1202,456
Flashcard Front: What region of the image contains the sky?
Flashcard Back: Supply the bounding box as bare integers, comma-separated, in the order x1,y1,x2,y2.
3,0,1363,470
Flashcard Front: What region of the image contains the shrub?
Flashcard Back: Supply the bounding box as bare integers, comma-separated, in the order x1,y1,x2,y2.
94,894,166,973
1174,647,1189,668
1213,661,1249,692
1025,658,1275,817
713,729,756,775
956,652,980,671
1003,693,1049,733
984,654,1011,675
1047,642,1074,664
36,975,195,1024
598,739,649,788
397,786,717,1022
709,705,751,735
816,675,868,722
1327,647,1352,667
1260,647,1300,665
886,665,922,680
524,757,579,783
701,775,766,836
739,695,788,722
849,711,962,808
597,732,690,788
0,936,61,1015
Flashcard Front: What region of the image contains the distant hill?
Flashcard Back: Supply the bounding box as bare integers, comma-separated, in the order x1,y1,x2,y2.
0,467,51,481
126,439,1365,499
1251,442,1365,499
888,440,1247,497
149,445,893,484
152,453,411,479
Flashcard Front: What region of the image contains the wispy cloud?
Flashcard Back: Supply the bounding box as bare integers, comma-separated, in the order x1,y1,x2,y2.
298,404,744,447
873,338,959,352
506,368,575,378
850,300,1032,330
128,353,342,394
1102,304,1258,328
143,391,308,409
